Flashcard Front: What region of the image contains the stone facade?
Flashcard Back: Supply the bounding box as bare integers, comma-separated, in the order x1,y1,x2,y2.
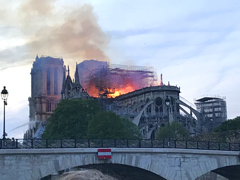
26,56,64,139
109,85,207,138
61,65,89,99
111,85,182,139
26,56,225,139
0,148,239,180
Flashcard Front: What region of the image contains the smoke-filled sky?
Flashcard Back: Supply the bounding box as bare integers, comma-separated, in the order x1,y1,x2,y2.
0,0,240,138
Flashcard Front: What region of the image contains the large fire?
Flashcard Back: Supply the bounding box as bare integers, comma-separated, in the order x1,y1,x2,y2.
78,60,156,98
107,86,135,98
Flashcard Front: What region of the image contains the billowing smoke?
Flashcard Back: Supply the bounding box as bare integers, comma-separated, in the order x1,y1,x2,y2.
0,0,110,71
77,60,156,98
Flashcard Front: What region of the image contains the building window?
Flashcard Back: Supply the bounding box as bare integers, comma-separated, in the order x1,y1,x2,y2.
155,97,162,106
215,113,221,117
214,107,221,111
204,108,213,113
207,114,213,117
47,101,51,112
147,105,151,113
155,105,163,113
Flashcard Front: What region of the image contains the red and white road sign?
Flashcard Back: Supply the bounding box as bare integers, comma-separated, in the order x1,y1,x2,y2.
98,149,111,159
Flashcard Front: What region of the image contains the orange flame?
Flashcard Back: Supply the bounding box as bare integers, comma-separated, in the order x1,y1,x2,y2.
107,86,135,98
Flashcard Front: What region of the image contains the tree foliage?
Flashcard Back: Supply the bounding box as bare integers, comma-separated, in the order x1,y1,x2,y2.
87,111,142,139
186,117,240,143
214,116,240,132
42,99,142,139
155,122,189,140
41,99,102,139
120,117,142,139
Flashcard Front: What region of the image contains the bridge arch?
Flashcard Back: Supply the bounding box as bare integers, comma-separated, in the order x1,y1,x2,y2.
196,164,240,180
211,165,240,179
1,148,239,180
41,163,166,180
38,149,240,180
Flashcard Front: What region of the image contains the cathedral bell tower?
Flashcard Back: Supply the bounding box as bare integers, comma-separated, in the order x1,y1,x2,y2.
26,56,64,139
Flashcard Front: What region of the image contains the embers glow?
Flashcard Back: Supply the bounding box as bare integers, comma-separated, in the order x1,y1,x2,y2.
107,86,135,98
78,61,156,98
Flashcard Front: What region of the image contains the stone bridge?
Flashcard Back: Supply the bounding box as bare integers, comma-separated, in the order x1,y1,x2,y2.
0,148,239,180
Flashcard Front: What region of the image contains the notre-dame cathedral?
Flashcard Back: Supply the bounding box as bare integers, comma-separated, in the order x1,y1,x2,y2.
26,56,89,138
25,56,227,139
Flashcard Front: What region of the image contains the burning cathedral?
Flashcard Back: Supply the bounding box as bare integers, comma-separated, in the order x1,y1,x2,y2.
25,56,227,139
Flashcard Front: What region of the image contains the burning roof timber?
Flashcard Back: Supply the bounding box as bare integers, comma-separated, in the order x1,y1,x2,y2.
77,60,157,98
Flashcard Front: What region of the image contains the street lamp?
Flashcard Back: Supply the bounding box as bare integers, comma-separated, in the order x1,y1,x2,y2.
165,96,170,146
165,96,170,107
1,86,8,139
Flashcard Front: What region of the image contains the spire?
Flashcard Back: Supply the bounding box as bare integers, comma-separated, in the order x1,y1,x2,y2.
160,73,164,86
36,55,39,61
61,66,66,97
74,63,80,85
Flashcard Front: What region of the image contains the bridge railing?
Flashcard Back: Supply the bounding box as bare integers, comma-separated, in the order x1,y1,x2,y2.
0,139,239,151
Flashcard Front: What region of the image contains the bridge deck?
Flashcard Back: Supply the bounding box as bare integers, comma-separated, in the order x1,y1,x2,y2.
0,139,240,151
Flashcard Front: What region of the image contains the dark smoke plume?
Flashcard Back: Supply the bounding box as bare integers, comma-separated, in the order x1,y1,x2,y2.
78,62,156,98
0,0,110,70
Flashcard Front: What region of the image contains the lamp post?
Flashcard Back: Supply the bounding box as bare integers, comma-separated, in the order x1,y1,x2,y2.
165,96,170,147
1,86,8,140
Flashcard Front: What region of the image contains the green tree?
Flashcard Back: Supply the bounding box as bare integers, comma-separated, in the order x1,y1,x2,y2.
87,111,142,139
214,116,240,132
41,99,102,139
120,117,142,139
42,99,142,140
155,122,189,140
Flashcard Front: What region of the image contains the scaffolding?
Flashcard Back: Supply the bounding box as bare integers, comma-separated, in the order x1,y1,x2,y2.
82,62,157,97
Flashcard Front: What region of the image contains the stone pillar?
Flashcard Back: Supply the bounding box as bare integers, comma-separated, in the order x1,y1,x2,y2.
58,67,63,95
169,113,174,124
152,102,155,116
31,70,35,97
50,69,54,95
35,98,42,122
42,99,47,114
42,70,47,95
35,98,41,113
